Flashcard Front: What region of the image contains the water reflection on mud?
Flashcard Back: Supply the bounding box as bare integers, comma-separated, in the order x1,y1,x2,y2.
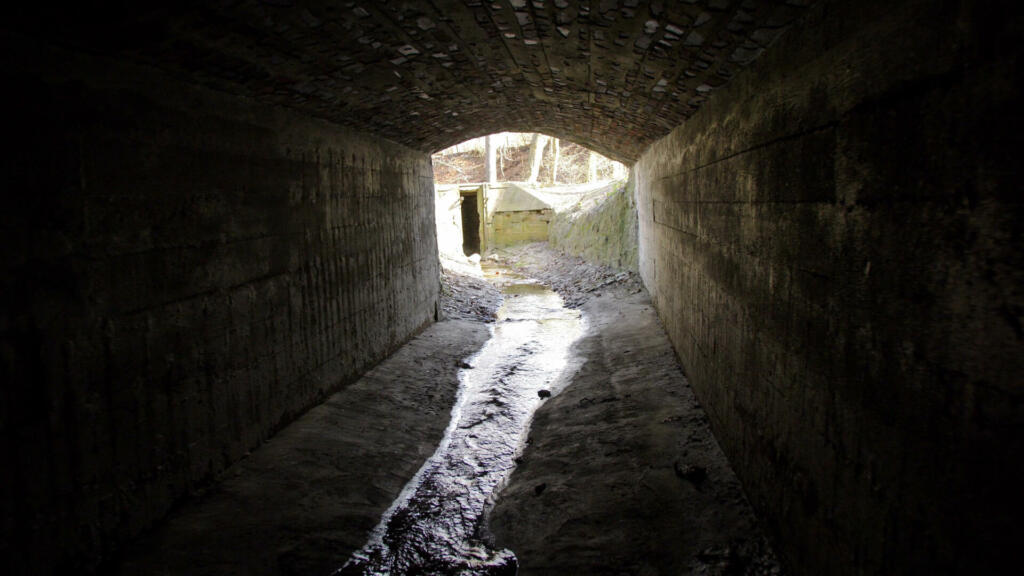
339,266,584,575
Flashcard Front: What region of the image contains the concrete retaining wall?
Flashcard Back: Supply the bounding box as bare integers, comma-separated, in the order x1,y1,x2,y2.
0,46,439,573
549,179,638,272
634,1,1024,574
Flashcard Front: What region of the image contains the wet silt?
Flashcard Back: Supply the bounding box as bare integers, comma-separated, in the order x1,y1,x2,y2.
339,266,584,575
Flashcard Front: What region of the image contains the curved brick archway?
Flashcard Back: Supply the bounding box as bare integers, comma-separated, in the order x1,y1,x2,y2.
23,0,812,162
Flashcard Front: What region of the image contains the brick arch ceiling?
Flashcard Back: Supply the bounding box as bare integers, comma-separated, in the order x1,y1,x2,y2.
38,0,812,163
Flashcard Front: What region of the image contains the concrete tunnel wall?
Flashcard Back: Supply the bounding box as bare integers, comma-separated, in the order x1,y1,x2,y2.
634,1,1024,574
1,1,1022,574
0,45,439,573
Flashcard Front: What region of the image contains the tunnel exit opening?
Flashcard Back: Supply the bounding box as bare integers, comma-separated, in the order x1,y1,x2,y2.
433,132,627,261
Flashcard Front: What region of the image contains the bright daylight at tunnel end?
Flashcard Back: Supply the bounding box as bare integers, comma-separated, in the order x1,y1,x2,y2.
2,1,1023,576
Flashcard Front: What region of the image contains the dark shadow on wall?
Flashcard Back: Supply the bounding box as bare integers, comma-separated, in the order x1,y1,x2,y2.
0,40,440,574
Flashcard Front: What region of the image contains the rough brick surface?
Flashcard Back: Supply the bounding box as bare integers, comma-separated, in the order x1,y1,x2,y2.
0,46,439,574
635,1,1024,574
12,1,812,163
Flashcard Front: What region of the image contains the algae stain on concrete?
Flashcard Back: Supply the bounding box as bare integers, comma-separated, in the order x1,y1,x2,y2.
338,264,584,575
548,178,639,272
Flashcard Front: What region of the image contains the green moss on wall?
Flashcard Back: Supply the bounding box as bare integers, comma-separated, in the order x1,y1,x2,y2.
548,175,638,272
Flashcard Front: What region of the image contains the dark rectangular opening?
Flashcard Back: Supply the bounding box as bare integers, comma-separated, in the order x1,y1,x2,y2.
460,191,480,256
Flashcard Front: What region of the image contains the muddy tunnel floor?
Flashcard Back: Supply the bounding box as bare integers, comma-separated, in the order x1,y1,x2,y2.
113,244,781,576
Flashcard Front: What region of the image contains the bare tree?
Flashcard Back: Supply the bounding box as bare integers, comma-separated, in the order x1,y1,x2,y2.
549,138,561,184
527,134,549,184
485,134,497,184
432,154,469,183
612,159,626,180
587,149,598,182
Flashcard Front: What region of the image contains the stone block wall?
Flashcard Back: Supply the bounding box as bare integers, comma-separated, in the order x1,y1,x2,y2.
492,210,552,247
0,45,439,573
634,1,1023,574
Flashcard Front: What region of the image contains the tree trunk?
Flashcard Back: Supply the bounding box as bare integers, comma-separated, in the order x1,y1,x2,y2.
587,149,598,182
550,138,560,184
527,134,548,184
499,141,505,180
612,159,625,180
485,134,497,184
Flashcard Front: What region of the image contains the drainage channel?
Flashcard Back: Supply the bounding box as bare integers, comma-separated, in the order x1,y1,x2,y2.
338,264,584,575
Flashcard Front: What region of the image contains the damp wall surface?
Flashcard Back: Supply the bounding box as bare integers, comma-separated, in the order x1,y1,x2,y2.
549,179,639,272
492,210,553,247
634,1,1024,575
0,44,439,574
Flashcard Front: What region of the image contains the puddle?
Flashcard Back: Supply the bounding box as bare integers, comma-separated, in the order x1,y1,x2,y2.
338,265,584,575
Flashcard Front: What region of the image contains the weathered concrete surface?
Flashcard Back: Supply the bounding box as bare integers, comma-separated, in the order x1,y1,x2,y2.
634,1,1024,574
111,320,489,576
490,252,779,575
493,210,553,247
0,43,439,574
484,183,555,248
436,185,472,259
7,1,815,162
492,185,551,213
549,178,639,272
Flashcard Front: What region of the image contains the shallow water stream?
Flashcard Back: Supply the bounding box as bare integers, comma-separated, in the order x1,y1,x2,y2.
338,265,584,575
